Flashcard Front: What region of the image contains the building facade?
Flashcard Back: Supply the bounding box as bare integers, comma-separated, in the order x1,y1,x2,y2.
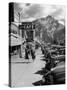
19,21,35,42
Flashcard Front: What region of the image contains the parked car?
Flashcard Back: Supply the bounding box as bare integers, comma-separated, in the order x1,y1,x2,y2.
42,61,65,85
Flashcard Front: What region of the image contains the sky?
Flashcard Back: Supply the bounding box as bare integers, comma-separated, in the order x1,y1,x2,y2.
14,3,65,24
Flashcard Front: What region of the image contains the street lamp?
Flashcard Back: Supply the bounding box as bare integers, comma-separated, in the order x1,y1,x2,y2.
18,10,23,35
18,10,23,24
17,10,23,58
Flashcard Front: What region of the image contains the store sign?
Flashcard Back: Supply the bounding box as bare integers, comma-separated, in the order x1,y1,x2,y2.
19,22,35,29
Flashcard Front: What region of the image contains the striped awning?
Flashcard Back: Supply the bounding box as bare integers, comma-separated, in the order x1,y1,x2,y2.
9,33,22,46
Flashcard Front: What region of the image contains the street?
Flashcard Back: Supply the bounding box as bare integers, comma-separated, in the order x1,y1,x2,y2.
11,48,46,87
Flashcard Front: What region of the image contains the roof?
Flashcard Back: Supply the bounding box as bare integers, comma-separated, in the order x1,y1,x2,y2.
11,22,20,27
9,33,22,46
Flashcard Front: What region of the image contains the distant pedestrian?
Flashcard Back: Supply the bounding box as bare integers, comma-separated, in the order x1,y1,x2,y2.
31,49,35,61
45,51,55,70
25,44,30,60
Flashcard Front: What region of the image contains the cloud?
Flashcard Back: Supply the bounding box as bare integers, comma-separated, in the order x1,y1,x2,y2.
14,3,65,23
51,6,65,19
24,4,43,18
51,8,63,18
22,4,56,18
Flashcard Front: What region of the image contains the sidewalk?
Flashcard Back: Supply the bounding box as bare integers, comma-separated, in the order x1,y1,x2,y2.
10,52,33,63
11,48,46,87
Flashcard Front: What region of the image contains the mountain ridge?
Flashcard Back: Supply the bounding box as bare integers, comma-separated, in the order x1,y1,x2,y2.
33,15,65,44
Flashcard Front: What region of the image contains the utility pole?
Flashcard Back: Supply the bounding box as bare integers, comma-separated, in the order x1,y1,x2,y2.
18,12,21,35
18,12,23,58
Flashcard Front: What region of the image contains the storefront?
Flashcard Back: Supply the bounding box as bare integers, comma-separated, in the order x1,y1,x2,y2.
9,33,22,58
19,21,35,42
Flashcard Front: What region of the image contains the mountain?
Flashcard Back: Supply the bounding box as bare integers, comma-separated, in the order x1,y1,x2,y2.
53,23,65,45
33,15,65,44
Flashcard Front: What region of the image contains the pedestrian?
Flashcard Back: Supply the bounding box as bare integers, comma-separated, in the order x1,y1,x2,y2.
25,44,29,60
31,49,35,61
45,51,55,70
